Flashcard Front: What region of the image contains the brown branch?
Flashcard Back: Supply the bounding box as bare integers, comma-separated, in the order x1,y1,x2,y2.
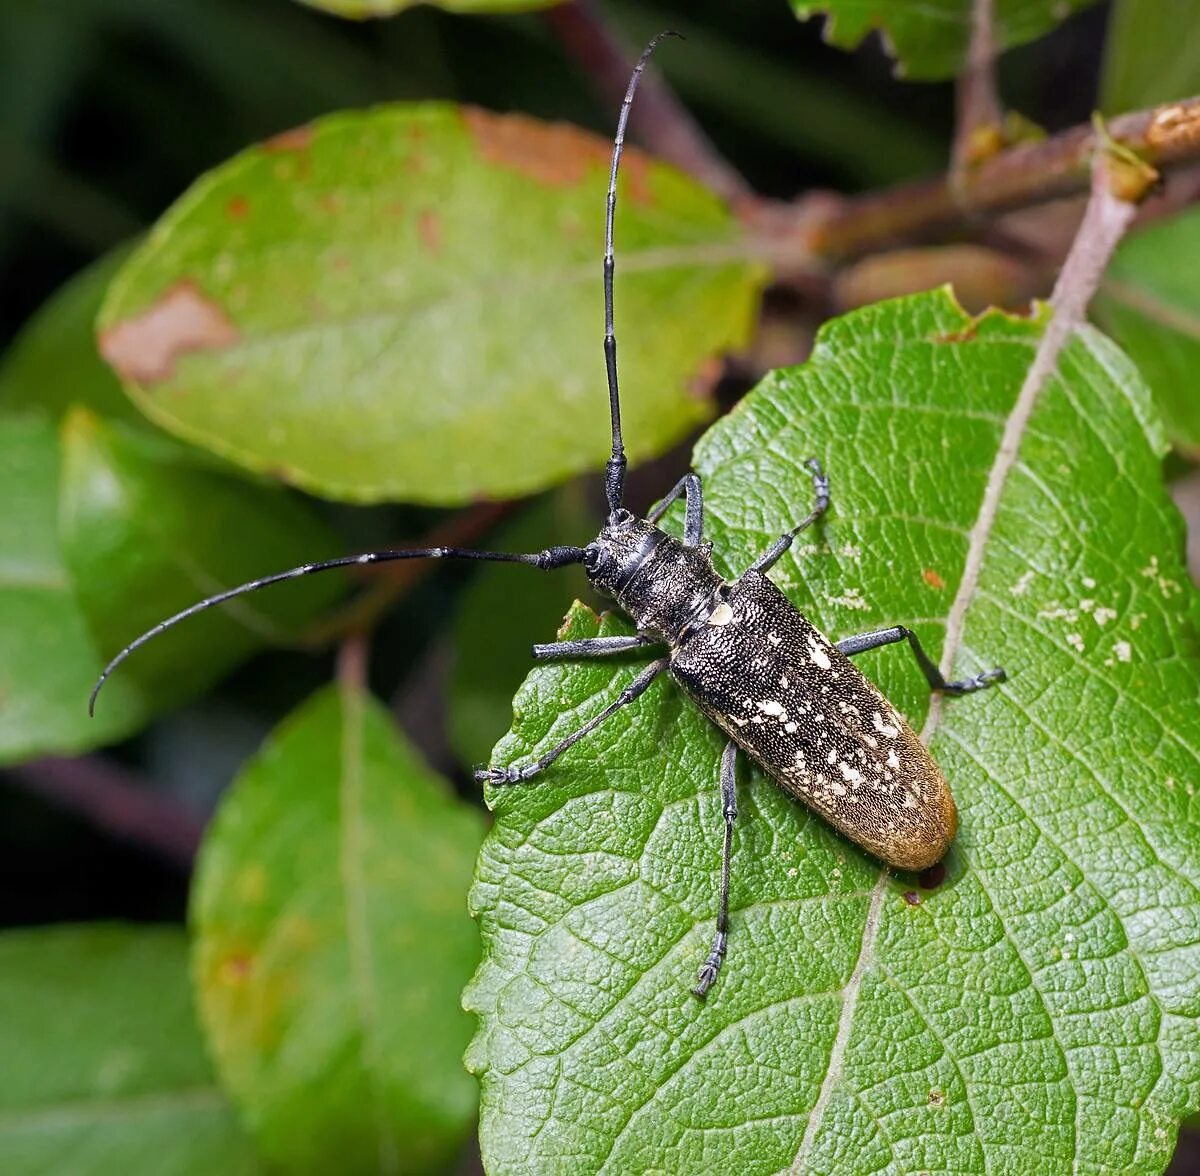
337,630,369,693
299,499,514,646
795,98,1200,262
543,0,752,204
951,0,1003,179
6,757,203,866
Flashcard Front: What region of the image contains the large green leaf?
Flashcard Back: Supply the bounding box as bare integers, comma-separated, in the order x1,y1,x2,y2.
294,0,559,15
192,682,485,1174
790,0,1099,80
0,924,258,1174
0,410,341,765
1101,0,1200,114
0,247,141,425
466,290,1200,1173
98,105,764,505
1092,207,1200,453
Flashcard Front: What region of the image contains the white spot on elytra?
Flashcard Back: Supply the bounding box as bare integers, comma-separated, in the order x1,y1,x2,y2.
838,761,864,786
784,722,797,734
768,632,782,646
708,602,734,627
886,749,900,769
808,635,831,670
758,700,786,717
780,675,790,689
872,711,899,739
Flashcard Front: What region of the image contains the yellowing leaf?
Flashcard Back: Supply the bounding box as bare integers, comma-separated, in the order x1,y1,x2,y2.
99,105,765,505
193,683,485,1173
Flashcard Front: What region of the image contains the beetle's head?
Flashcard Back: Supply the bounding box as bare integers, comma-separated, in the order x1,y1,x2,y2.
583,509,658,601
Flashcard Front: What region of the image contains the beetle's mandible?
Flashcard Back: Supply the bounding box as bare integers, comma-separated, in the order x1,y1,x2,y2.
89,32,1005,999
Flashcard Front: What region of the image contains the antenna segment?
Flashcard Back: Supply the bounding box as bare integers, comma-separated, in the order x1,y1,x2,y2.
602,31,681,516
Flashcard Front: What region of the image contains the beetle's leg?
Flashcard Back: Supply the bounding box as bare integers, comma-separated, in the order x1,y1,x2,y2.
647,473,704,546
531,635,663,661
746,459,830,575
836,626,1006,695
476,656,670,784
694,739,739,999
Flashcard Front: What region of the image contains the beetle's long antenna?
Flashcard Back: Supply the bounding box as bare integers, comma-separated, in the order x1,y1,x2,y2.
603,30,681,517
88,544,586,715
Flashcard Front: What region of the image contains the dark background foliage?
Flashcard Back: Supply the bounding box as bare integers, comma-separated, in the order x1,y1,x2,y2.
5,1,1199,1172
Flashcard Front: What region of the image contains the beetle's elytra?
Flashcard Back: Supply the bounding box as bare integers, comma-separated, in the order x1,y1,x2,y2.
90,33,1003,999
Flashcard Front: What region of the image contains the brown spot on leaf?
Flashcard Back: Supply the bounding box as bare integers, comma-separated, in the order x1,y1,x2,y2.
262,125,313,154
463,107,652,204
932,325,978,344
226,195,250,220
100,281,238,385
419,210,442,253
687,355,724,402
218,953,253,984
922,568,946,590
902,890,921,907
928,1088,946,1107
918,862,947,890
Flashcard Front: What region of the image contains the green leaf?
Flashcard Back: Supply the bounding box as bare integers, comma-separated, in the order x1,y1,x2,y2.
0,248,142,425
1101,0,1200,113
192,682,485,1174
449,490,593,769
1092,207,1200,453
0,410,341,765
466,290,1200,1173
98,105,764,505
0,924,258,1174
293,0,559,15
790,0,1100,80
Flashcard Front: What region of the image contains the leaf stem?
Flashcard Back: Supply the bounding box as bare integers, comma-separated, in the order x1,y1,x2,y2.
921,140,1142,745
299,500,514,647
951,0,1003,180
5,756,202,867
543,0,753,205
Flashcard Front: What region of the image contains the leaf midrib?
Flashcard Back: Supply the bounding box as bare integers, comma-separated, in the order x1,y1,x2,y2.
338,680,400,1175
117,240,760,379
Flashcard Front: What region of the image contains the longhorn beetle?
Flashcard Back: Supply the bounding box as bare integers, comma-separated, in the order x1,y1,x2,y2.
90,32,1005,999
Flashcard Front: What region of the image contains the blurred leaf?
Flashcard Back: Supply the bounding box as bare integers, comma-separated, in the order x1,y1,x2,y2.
0,410,342,765
790,0,1100,80
293,0,560,14
0,247,141,424
1093,207,1200,452
610,2,946,187
98,105,765,505
61,408,344,698
0,924,259,1174
449,489,592,768
192,682,485,1174
467,291,1200,1173
1101,0,1200,113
